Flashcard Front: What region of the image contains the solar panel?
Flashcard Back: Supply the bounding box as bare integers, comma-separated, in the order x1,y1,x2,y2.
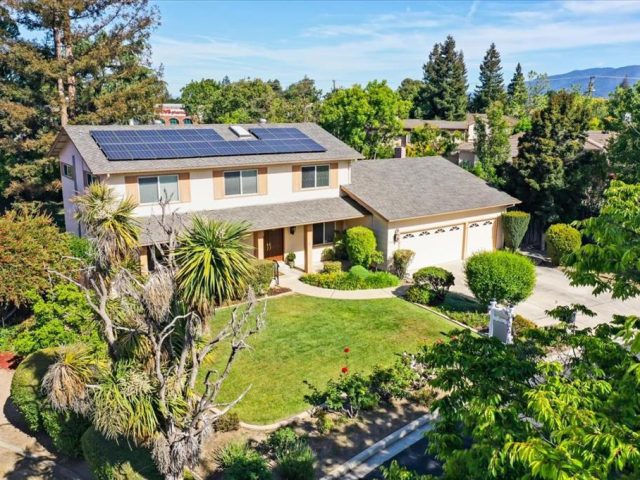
90,127,326,161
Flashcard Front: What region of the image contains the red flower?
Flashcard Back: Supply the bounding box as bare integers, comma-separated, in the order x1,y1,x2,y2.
341,366,349,374
344,347,350,353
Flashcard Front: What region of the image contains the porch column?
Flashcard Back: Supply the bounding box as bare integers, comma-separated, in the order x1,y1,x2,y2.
304,224,313,273
461,222,469,259
254,231,265,259
139,246,149,275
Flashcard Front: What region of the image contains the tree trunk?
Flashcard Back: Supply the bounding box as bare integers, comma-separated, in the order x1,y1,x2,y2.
53,26,68,126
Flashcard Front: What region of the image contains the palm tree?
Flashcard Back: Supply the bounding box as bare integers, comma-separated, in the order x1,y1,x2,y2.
175,217,255,316
72,183,139,269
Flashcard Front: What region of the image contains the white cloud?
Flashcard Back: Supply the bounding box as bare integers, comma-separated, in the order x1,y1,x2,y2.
563,0,640,14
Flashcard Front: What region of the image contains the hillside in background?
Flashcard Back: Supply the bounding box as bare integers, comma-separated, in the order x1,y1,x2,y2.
544,65,640,97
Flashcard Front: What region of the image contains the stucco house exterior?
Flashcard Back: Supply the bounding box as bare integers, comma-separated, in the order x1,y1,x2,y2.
51,122,518,274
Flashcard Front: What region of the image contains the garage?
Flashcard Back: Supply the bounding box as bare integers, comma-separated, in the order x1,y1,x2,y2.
465,219,495,256
400,224,464,268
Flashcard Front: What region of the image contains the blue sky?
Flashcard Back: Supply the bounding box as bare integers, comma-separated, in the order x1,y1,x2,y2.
151,0,640,97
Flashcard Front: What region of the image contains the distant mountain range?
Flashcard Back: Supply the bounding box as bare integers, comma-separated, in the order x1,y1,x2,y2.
542,65,640,97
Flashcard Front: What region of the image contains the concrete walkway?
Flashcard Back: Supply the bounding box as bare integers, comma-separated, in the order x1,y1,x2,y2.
278,266,409,300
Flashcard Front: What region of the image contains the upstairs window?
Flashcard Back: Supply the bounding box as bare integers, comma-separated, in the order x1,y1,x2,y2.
301,165,330,189
62,163,74,179
85,172,98,185
139,175,180,204
313,222,335,246
224,170,257,196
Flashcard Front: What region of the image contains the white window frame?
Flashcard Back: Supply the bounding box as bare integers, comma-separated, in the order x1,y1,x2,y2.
312,221,336,246
138,174,180,204
62,163,74,179
301,164,330,189
223,169,258,196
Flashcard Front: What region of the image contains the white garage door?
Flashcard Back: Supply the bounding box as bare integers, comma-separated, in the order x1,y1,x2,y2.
400,224,464,269
466,219,495,256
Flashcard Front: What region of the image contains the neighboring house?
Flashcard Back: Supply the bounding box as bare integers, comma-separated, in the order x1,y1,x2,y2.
451,130,613,167
155,103,194,125
398,114,518,147
50,123,519,274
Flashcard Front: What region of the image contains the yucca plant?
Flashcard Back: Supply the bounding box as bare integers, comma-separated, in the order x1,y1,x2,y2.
72,182,139,270
175,217,255,315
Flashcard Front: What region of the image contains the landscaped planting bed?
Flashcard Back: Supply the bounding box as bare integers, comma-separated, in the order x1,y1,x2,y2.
200,294,455,424
300,265,400,290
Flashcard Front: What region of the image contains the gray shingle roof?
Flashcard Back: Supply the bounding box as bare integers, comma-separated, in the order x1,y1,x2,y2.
342,156,519,222
138,196,367,246
51,123,362,175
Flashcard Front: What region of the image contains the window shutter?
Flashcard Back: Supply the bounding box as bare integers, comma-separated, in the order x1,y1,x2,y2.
213,170,224,199
178,172,191,202
330,163,339,188
292,165,301,192
258,167,268,195
125,176,139,203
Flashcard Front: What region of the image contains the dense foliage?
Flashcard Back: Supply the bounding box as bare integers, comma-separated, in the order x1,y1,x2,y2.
249,259,275,296
506,63,528,118
215,442,271,480
501,210,530,250
392,249,415,280
319,80,409,159
300,266,399,290
420,36,468,120
607,82,640,183
412,266,455,304
472,43,505,113
406,124,457,158
545,223,582,266
472,101,511,185
464,251,536,306
344,226,378,267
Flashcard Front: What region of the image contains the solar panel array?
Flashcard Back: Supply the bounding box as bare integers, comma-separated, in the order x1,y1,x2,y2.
90,127,327,161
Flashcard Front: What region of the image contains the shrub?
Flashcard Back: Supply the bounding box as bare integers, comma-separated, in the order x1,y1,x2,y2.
392,249,415,280
300,270,399,290
545,223,582,266
344,226,377,267
285,251,296,267
11,348,90,457
214,411,240,432
369,360,419,401
413,267,454,304
250,259,274,296
404,285,434,305
513,314,538,335
65,234,93,262
364,271,400,289
465,251,536,306
215,442,271,480
81,426,162,480
502,211,530,250
348,265,371,279
267,427,300,457
276,442,315,480
380,461,431,480
320,247,334,261
322,261,342,273
369,250,385,270
304,372,379,418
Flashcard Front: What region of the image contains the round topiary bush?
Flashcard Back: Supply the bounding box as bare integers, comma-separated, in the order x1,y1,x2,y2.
501,211,531,250
404,285,434,305
545,223,581,266
344,226,377,267
412,266,454,304
81,426,162,480
464,251,536,306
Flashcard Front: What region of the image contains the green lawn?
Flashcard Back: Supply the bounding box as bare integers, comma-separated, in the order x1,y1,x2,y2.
201,294,456,424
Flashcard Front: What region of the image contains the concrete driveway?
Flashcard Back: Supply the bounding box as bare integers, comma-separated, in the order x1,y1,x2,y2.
440,260,640,329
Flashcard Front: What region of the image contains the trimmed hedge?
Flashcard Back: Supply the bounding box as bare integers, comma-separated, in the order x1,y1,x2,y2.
250,259,274,296
81,426,162,480
501,211,530,250
344,227,377,267
413,267,454,304
545,223,581,266
322,261,342,273
464,251,536,306
11,348,90,457
300,267,400,290
405,285,434,305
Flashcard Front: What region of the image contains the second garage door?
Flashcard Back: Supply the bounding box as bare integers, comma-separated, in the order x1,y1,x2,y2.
466,219,495,256
399,224,464,269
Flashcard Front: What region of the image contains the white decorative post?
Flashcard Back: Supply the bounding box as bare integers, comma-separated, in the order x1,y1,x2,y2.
488,299,497,337
488,300,514,344
505,305,514,345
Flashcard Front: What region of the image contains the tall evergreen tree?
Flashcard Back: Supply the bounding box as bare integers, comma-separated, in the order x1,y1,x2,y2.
586,76,596,97
396,78,423,117
420,36,468,120
472,43,505,113
473,101,511,186
506,63,528,117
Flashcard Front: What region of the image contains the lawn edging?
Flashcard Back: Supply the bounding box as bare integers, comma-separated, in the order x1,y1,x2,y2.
319,412,438,480
237,408,313,431
409,301,483,334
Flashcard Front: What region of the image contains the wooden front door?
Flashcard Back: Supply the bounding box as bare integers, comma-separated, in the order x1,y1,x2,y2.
264,228,284,261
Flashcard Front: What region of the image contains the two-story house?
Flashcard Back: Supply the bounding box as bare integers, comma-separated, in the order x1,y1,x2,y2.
51,122,518,273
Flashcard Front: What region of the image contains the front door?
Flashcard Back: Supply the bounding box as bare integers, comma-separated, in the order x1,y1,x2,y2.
264,228,284,261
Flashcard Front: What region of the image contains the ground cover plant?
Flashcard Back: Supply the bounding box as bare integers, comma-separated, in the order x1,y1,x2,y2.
300,265,400,290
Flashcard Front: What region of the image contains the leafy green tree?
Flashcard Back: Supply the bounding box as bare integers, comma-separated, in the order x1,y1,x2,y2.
472,43,505,113
45,185,266,480
526,70,550,113
396,78,424,118
607,82,640,182
181,79,222,122
417,326,640,479
420,36,468,120
282,76,322,122
319,81,409,159
507,91,590,227
406,124,455,157
473,101,511,185
506,62,527,117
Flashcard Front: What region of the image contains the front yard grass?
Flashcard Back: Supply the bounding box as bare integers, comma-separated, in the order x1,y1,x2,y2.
201,294,456,424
